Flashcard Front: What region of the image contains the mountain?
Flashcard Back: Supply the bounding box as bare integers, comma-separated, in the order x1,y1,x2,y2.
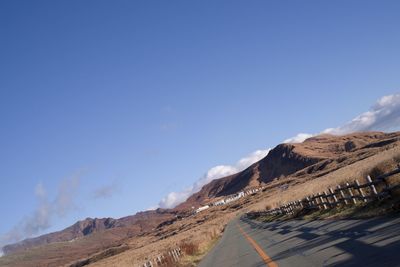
3,131,400,266
176,131,400,210
2,209,176,255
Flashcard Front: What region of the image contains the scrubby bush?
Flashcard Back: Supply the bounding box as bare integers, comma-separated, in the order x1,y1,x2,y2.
180,242,199,256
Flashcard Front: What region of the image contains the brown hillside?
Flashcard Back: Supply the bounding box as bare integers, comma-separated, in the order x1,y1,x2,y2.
2,131,400,267
176,132,400,210
2,210,175,256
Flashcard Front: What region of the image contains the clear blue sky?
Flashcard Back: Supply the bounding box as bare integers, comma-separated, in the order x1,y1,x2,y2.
1,0,400,241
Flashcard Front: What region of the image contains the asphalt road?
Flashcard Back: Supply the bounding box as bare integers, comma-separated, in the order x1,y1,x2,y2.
198,215,400,267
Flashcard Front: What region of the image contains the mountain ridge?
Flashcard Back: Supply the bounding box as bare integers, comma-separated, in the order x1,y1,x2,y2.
3,131,400,260
2,209,176,255
175,131,400,210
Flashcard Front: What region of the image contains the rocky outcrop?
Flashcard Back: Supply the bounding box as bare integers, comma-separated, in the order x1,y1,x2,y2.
5,131,400,256
176,143,323,210
258,143,321,183
2,210,175,255
176,131,400,210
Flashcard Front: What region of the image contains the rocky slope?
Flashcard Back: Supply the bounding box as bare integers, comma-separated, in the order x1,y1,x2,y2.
3,131,400,265
176,131,400,210
2,209,175,255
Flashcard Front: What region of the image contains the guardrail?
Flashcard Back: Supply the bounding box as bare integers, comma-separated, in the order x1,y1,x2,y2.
247,167,400,218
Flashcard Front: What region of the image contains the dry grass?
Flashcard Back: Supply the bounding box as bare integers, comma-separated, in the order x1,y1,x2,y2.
178,228,221,267
4,135,400,267
247,145,400,223
180,242,198,256
249,146,400,212
86,210,234,267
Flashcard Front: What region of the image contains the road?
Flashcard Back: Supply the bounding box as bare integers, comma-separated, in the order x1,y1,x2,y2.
199,215,400,267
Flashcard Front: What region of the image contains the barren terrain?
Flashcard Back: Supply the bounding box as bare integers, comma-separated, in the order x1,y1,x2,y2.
1,131,400,267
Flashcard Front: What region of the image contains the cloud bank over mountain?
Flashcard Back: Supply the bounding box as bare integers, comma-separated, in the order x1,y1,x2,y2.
283,133,314,144
160,93,400,209
158,149,271,208
285,93,400,143
5,93,398,249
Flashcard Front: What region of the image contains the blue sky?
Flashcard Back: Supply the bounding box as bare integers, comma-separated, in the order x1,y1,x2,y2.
1,0,400,246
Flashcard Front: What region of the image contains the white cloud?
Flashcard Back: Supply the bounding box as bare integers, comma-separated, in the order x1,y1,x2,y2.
145,205,159,211
283,133,314,144
158,93,400,209
323,93,400,134
158,149,270,209
284,93,400,143
236,150,272,170
158,188,194,209
0,175,80,251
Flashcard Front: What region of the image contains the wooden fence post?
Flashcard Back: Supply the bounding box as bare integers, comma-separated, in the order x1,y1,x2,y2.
298,199,303,209
346,182,357,204
171,250,176,261
337,185,348,205
168,251,174,262
355,179,368,202
305,197,311,209
314,195,319,208
324,191,332,209
319,192,328,209
366,175,378,196
329,188,338,205
174,249,179,261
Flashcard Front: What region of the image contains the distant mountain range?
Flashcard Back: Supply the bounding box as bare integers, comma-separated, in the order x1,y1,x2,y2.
3,131,400,265
2,210,176,255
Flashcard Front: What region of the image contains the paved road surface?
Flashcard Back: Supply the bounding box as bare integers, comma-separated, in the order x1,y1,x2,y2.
199,215,400,267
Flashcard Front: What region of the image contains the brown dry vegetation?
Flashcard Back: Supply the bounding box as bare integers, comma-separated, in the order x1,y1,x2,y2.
87,209,236,267
2,132,400,267
87,144,400,266
250,145,400,211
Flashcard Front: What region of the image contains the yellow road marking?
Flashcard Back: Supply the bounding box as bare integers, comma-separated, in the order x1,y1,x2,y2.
237,223,278,267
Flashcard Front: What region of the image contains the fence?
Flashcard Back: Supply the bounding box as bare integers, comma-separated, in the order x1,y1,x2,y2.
210,186,264,208
139,247,182,267
247,167,400,218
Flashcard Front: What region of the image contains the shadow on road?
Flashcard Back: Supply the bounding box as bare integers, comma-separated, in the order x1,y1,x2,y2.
241,215,400,266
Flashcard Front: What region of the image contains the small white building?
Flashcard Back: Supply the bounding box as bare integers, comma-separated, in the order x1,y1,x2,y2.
213,199,226,206
195,205,210,213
